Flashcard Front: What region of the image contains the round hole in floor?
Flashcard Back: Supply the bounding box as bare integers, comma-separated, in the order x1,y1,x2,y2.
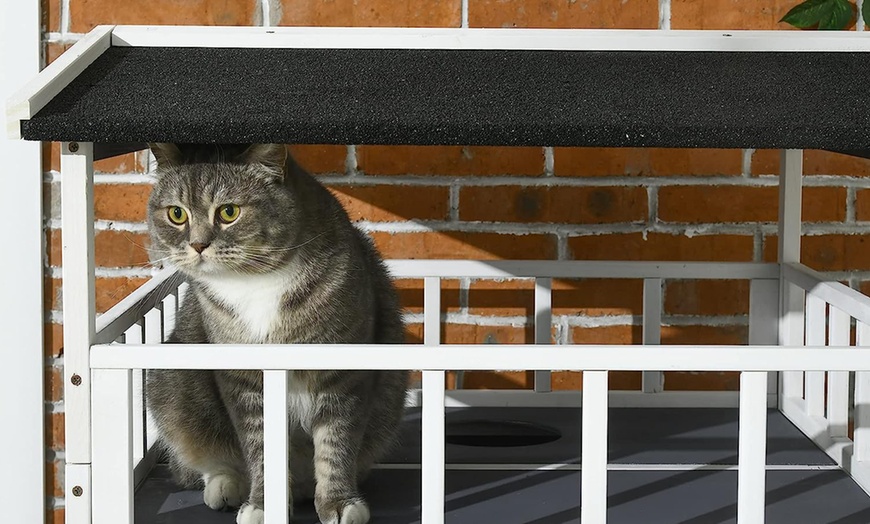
445,419,562,447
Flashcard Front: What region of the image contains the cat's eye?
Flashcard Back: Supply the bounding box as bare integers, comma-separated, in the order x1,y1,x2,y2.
167,206,188,225
217,204,241,224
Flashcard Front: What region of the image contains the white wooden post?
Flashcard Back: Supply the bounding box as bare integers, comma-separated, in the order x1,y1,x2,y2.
827,306,850,438
856,322,870,461
642,278,664,393
422,276,445,524
737,371,768,524
61,141,96,523
264,370,289,524
581,370,608,524
804,294,826,418
91,369,134,524
749,279,779,406
124,323,146,465
535,277,553,392
778,149,804,407
0,2,44,522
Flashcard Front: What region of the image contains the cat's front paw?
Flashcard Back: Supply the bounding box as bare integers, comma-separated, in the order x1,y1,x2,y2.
203,472,246,510
235,503,265,524
316,497,370,524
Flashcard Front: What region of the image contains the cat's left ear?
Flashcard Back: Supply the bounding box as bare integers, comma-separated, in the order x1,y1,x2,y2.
239,144,288,177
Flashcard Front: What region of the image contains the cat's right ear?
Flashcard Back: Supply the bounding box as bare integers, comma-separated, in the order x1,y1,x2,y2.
149,143,183,168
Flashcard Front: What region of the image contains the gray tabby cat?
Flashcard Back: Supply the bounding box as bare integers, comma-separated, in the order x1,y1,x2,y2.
145,143,408,524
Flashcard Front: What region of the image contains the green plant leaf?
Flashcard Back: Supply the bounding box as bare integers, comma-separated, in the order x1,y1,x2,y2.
817,0,854,29
863,0,870,27
781,0,853,29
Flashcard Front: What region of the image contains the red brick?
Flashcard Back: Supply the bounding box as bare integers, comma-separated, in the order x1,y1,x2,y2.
370,231,558,259
46,367,63,403
469,0,659,28
658,186,845,223
444,324,533,344
357,146,545,176
393,278,461,314
290,145,347,174
752,149,870,177
70,0,255,32
466,278,644,317
42,0,61,32
45,322,63,358
94,230,151,268
568,232,754,262
664,372,741,391
572,325,642,344
671,0,800,30
800,235,870,271
661,325,748,345
555,148,742,177
47,229,61,267
46,460,63,498
857,190,870,222
461,371,533,389
405,323,423,344
45,278,62,312
328,185,450,222
96,277,149,313
48,508,64,524
459,186,647,224
279,0,461,27
94,184,152,222
665,280,750,316
47,412,64,451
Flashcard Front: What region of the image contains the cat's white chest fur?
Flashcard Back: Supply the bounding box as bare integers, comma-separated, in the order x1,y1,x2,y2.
199,266,298,341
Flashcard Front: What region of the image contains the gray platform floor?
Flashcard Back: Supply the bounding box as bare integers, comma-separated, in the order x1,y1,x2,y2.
135,408,870,523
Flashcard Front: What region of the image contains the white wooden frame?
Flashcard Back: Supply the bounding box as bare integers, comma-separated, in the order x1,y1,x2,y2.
0,1,45,523
11,24,870,524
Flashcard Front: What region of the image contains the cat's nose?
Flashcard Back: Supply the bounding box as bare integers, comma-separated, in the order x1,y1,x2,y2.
190,242,210,254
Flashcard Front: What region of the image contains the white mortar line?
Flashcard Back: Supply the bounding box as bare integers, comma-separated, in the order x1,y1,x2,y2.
46,171,155,184
659,0,671,30
260,0,271,28
46,401,65,414
848,186,857,223
859,0,866,31
402,312,751,328
346,145,359,176
753,227,764,263
647,185,658,224
742,149,754,177
449,185,460,221
60,0,70,36
544,147,555,176
47,266,160,279
556,232,569,260
459,277,470,315
318,173,870,188
461,0,469,28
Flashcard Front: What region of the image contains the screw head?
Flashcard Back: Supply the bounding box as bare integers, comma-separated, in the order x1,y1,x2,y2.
68,142,79,153
70,374,82,386
72,486,83,497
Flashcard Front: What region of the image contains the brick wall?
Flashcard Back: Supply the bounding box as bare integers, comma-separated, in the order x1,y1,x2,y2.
39,0,870,521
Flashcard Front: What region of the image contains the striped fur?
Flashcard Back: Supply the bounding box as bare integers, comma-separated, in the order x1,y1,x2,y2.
145,144,408,524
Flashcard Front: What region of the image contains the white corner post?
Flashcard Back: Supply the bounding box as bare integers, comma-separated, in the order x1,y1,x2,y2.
263,370,289,524
62,141,96,522
91,369,134,524
738,278,775,524
422,276,445,524
642,278,664,393
581,370,609,524
534,277,553,392
0,0,44,521
778,149,804,408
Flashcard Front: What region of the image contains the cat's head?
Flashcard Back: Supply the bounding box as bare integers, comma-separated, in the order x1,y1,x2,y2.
146,143,300,277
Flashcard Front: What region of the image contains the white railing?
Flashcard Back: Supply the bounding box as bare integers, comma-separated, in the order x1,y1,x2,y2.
86,260,870,524
779,262,870,494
